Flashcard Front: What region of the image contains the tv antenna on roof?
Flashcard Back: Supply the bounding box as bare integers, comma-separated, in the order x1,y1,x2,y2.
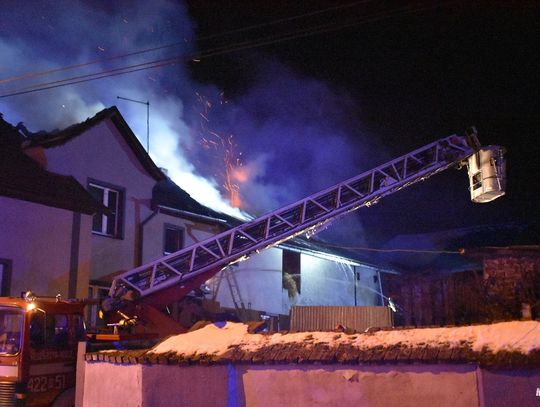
117,96,150,153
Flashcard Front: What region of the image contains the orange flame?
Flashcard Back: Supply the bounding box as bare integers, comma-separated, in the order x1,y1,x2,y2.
196,92,244,208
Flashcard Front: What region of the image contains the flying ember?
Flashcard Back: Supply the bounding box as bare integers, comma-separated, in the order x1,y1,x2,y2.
196,91,245,208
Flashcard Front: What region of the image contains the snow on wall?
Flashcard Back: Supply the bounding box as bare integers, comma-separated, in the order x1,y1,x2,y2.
150,321,540,356
84,321,540,406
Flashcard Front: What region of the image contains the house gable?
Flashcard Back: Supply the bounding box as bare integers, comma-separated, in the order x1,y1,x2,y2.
29,106,165,182
0,115,104,214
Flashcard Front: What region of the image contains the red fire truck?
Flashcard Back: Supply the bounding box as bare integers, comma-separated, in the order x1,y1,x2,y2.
0,294,86,406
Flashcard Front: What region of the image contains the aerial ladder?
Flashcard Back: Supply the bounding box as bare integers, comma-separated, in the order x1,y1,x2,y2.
103,128,506,335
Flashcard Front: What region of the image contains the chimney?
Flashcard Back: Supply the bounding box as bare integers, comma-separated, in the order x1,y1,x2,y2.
22,142,48,169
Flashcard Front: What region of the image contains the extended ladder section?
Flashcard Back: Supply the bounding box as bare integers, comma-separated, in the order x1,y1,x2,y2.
108,135,479,303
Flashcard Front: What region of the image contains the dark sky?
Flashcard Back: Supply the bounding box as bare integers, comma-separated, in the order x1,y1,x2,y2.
185,1,539,244
1,1,538,247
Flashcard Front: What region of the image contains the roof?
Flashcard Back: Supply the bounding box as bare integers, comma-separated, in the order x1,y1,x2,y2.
153,178,380,266
152,178,229,221
0,116,106,215
279,236,386,269
375,223,539,274
86,320,540,369
28,106,166,182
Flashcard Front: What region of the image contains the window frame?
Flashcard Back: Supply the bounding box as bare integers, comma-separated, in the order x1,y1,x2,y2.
163,223,185,256
282,249,301,294
88,178,125,239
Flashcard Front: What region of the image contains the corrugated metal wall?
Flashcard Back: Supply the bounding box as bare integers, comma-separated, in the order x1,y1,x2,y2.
290,306,392,332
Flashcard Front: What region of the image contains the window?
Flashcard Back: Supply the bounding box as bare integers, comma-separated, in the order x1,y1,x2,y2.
29,312,69,349
163,224,184,255
0,308,23,355
87,284,110,330
88,180,124,238
29,312,45,348
0,260,12,296
73,314,86,342
46,314,68,348
282,250,301,296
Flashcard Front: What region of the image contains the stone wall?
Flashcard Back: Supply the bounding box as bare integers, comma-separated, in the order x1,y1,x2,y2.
483,256,540,320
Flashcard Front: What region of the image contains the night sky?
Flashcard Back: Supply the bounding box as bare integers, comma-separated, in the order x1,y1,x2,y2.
1,1,538,247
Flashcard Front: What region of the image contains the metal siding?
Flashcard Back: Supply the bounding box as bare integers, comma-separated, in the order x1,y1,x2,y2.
290,306,392,332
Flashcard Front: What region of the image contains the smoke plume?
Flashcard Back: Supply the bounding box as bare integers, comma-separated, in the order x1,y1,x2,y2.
1,0,381,244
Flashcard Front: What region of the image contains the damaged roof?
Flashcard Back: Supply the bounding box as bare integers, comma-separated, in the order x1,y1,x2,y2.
0,115,106,214
152,177,231,223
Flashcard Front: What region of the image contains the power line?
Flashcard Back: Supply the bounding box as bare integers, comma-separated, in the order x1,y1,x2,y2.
314,242,464,255
0,2,457,98
0,0,375,86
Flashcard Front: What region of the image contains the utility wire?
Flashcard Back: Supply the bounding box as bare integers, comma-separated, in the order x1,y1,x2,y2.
0,0,375,86
314,242,464,254
0,2,457,98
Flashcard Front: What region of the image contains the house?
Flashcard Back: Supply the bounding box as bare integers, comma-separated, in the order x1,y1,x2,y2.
1,107,391,330
0,115,104,298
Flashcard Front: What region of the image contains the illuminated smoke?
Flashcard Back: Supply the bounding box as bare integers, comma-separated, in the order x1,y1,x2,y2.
0,1,380,244
0,0,245,218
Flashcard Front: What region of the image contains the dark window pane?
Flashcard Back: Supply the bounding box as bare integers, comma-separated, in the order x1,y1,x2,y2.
88,185,104,202
282,250,301,294
164,227,183,254
107,190,118,212
73,315,86,341
89,185,105,233
92,214,103,233
106,212,117,236
30,313,45,348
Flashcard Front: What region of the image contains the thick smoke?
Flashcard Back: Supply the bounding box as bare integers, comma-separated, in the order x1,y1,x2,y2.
0,0,246,216
1,1,380,245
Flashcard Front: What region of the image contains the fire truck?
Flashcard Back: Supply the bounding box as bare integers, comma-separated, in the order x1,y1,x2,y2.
0,128,506,406
0,294,86,407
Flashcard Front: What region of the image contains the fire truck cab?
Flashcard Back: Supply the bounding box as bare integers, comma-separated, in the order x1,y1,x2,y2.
0,293,86,407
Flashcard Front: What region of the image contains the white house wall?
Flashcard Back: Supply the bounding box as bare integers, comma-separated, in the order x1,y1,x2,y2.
0,197,92,298
44,120,157,280
296,255,381,308
141,212,221,264
210,248,283,315
210,248,383,316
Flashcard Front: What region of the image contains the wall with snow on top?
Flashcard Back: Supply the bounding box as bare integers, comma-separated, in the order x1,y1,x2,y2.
82,321,540,407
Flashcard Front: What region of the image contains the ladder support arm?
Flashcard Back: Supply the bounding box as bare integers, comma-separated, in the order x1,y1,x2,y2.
107,134,476,306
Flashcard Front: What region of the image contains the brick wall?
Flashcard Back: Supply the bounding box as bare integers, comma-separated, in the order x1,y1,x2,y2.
483,256,540,320
383,254,540,326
